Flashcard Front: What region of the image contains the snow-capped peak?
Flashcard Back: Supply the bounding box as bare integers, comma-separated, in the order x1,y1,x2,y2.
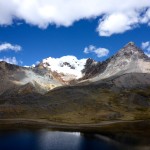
41,55,87,79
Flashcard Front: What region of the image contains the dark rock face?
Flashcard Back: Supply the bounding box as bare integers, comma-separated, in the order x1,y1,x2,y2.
61,62,75,69
81,59,106,79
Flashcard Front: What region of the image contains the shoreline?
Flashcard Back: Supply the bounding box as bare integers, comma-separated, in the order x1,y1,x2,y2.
0,119,149,133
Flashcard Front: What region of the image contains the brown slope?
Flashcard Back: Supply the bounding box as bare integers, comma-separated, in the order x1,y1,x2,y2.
0,72,150,123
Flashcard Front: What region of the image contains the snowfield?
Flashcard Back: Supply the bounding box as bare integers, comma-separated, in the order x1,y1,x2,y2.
42,56,87,79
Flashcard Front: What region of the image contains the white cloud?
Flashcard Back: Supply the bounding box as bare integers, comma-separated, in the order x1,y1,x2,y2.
84,45,109,57
141,41,150,50
0,43,22,52
0,57,18,64
94,48,109,57
141,8,150,24
0,0,150,36
84,45,96,54
97,11,140,36
141,41,150,57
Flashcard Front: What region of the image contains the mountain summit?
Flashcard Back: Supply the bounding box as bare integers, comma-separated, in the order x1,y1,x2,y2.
0,42,150,123
0,42,149,95
83,42,150,81
36,56,87,83
116,42,149,61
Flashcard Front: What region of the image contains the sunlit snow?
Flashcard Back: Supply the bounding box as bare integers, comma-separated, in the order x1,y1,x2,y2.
42,56,87,79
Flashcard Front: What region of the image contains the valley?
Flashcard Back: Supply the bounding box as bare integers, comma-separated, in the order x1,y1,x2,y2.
0,42,150,127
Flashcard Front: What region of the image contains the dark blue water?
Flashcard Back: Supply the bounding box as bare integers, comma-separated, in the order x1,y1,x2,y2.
0,130,118,150
0,130,148,150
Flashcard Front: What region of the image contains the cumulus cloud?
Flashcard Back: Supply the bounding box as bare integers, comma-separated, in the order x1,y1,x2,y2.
97,11,140,36
0,43,22,52
141,41,150,50
0,0,150,36
141,41,150,57
141,8,150,24
0,57,18,64
84,45,109,57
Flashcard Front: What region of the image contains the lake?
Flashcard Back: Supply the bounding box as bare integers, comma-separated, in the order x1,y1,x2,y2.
0,129,149,150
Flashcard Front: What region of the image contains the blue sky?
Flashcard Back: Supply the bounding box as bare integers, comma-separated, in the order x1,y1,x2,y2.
0,0,150,66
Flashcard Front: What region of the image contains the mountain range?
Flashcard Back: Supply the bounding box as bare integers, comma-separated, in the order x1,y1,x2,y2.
0,42,150,124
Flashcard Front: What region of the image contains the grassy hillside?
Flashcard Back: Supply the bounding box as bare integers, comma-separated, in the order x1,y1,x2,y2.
0,81,150,124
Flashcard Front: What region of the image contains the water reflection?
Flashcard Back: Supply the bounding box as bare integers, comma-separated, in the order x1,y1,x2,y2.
0,130,149,150
38,131,82,150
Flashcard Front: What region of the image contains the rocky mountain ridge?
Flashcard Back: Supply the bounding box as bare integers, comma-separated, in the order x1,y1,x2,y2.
82,42,150,81
0,42,150,96
0,42,150,123
0,61,62,95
